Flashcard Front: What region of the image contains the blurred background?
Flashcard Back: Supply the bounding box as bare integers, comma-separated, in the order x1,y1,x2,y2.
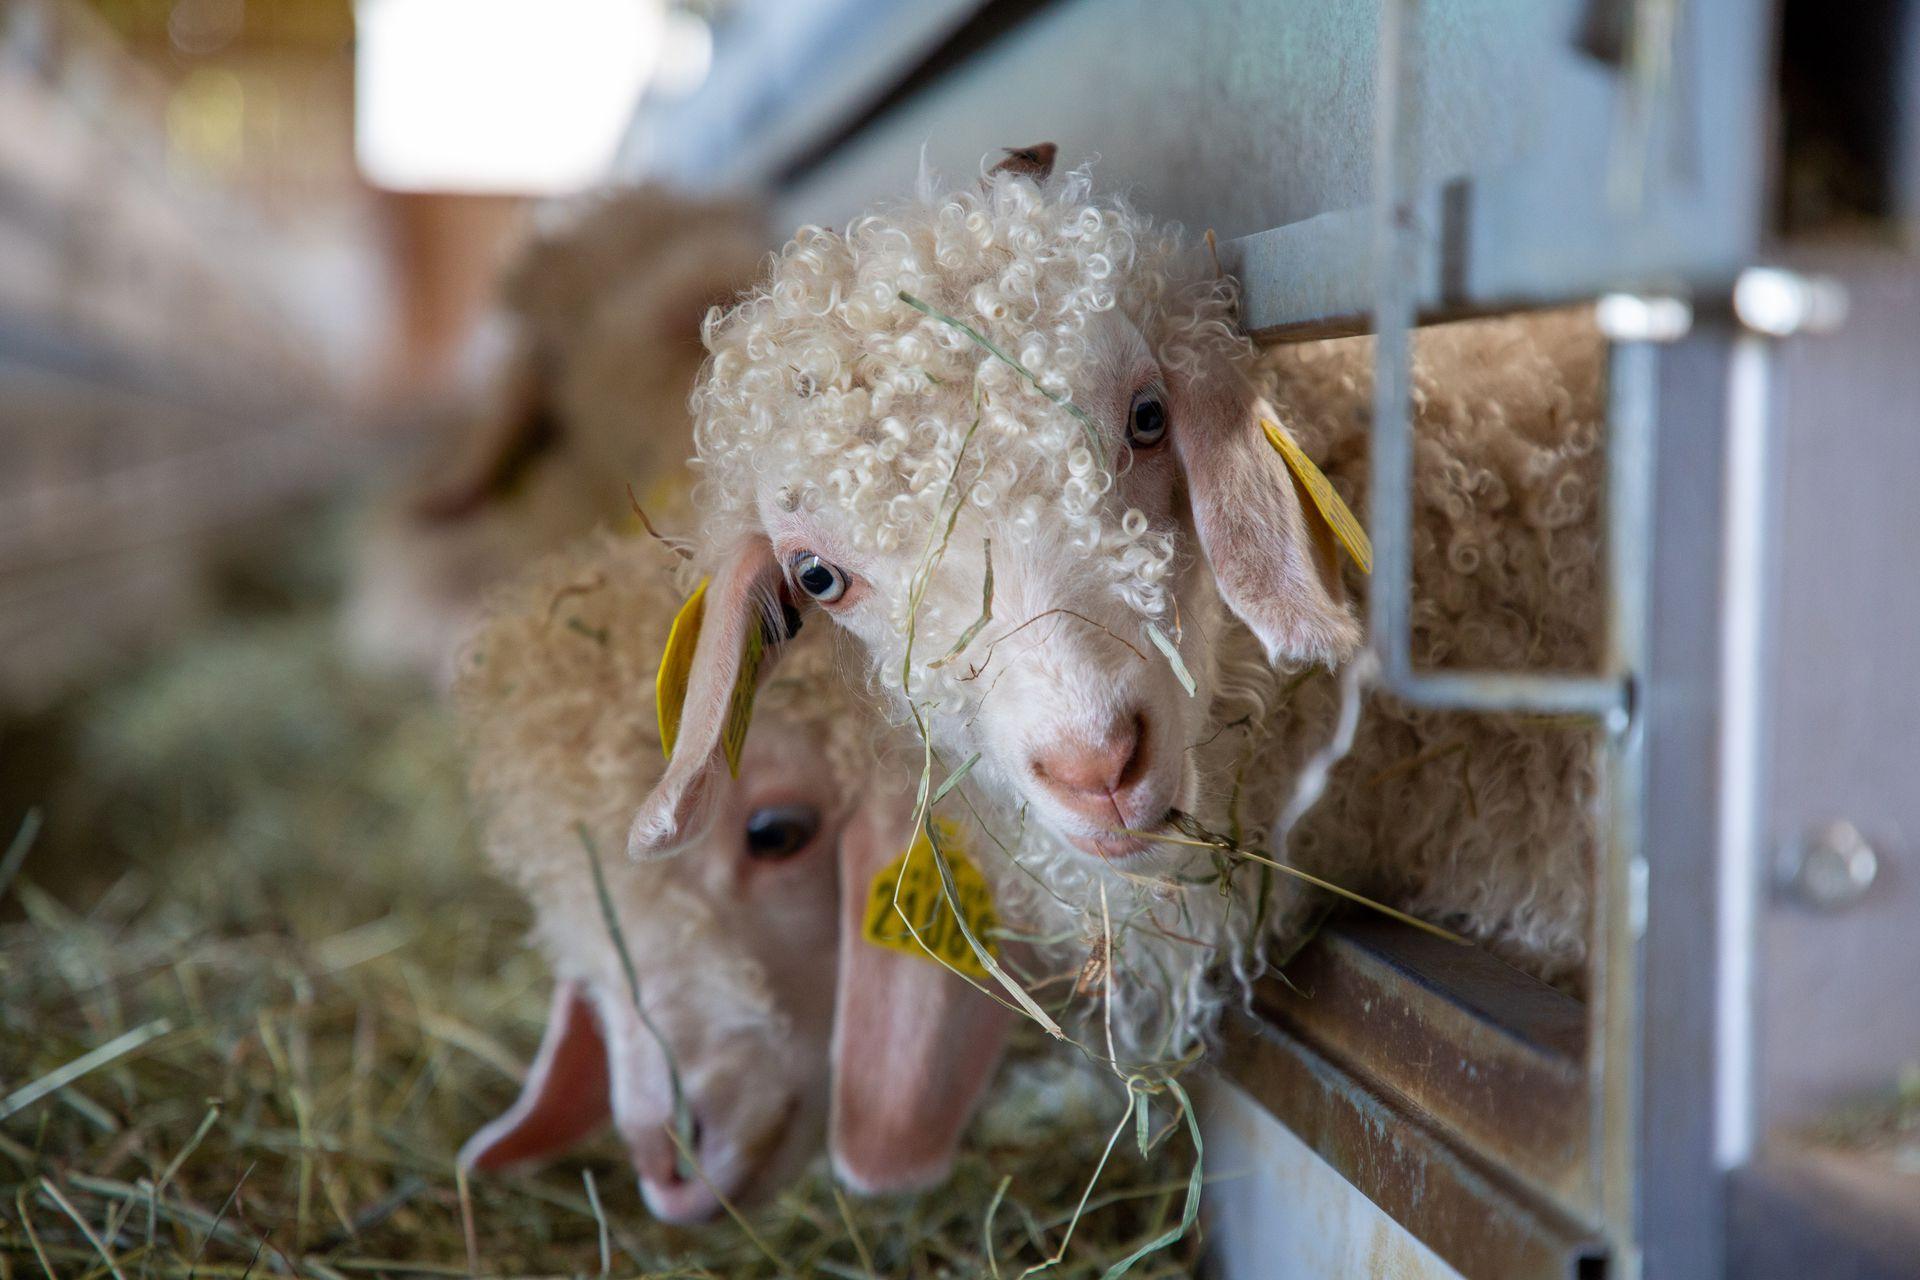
0,0,729,713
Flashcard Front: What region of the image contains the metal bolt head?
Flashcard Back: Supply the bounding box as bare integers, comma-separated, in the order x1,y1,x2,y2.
1781,820,1880,911
1596,293,1693,343
1733,269,1849,337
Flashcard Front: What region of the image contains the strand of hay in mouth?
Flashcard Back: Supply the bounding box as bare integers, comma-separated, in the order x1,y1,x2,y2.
1,603,1200,1279
1121,815,1467,946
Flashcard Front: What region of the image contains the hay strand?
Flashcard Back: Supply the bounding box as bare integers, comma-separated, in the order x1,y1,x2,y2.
577,823,695,1171
0,1019,174,1124
897,292,1102,452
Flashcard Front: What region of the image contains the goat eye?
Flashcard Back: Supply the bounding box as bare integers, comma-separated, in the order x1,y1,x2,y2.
791,552,848,603
1127,392,1169,448
744,805,822,861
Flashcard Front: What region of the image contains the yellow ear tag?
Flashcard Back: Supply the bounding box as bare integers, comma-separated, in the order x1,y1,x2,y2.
655,578,708,761
655,576,766,778
861,819,999,980
1261,417,1373,574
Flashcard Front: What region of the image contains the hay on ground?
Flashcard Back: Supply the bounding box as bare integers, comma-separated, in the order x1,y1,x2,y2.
0,601,1199,1278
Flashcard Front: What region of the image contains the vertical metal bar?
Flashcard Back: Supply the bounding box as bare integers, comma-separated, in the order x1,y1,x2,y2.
1712,330,1777,1171
1634,322,1749,1280
1369,0,1419,695
1593,330,1663,1280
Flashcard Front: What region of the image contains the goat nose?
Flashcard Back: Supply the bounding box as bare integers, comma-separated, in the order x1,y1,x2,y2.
633,1116,723,1225
1030,714,1148,804
631,1114,702,1190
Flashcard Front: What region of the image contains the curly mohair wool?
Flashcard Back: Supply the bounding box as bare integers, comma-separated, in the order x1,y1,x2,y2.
689,164,1229,707
1226,311,1604,990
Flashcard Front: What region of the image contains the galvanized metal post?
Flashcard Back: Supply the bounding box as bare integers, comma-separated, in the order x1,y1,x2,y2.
1591,301,1686,1280
1628,300,1792,1279
1369,0,1420,703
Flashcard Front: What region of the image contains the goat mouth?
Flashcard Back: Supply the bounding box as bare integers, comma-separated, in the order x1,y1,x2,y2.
641,1094,801,1221
1073,812,1174,861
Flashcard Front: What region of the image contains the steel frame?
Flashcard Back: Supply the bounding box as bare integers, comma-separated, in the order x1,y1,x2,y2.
1360,4,1778,1276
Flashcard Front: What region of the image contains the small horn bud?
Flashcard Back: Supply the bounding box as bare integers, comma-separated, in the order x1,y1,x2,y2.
989,143,1057,182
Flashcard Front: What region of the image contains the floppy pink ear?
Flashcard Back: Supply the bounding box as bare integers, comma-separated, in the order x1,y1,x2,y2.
459,981,611,1171
627,535,789,858
1169,371,1362,668
829,795,1013,1195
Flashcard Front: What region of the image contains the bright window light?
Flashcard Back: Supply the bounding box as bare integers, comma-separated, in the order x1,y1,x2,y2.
355,0,662,194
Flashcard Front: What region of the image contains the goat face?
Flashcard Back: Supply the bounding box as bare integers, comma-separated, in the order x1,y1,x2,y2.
465,717,840,1224
637,159,1359,871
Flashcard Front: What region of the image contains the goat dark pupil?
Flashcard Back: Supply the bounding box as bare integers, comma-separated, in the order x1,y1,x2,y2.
1132,399,1166,441
801,563,835,594
745,806,821,860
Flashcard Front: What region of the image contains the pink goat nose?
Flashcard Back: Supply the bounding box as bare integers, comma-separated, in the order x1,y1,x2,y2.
634,1139,687,1191
1029,714,1150,809
632,1119,723,1225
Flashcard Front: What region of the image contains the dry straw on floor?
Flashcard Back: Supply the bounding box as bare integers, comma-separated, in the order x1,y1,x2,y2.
0,607,1199,1279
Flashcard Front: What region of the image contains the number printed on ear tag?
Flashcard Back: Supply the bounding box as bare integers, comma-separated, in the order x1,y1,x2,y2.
861,819,999,980
1261,417,1373,574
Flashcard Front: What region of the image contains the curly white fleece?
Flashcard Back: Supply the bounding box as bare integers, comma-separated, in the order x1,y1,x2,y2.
689,166,1237,705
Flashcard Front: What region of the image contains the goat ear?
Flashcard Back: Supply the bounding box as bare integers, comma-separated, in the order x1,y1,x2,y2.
411,351,560,523
628,535,791,858
988,142,1057,182
1169,372,1362,668
459,981,611,1171
830,794,1012,1194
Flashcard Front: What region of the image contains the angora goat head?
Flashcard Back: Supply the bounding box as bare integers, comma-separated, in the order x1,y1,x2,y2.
459,533,1012,1211
631,149,1359,878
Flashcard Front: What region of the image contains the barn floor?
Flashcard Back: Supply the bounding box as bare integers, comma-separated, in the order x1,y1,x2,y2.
0,511,1199,1279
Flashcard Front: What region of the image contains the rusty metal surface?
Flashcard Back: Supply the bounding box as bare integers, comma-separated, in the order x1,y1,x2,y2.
1220,986,1606,1280
1253,920,1593,1218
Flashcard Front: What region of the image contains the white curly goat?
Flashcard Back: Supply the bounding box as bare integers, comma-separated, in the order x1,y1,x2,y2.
455,531,1015,1208
628,148,1603,1068
344,188,766,685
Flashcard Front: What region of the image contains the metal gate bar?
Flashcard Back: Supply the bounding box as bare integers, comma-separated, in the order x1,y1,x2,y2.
1368,2,1668,1274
